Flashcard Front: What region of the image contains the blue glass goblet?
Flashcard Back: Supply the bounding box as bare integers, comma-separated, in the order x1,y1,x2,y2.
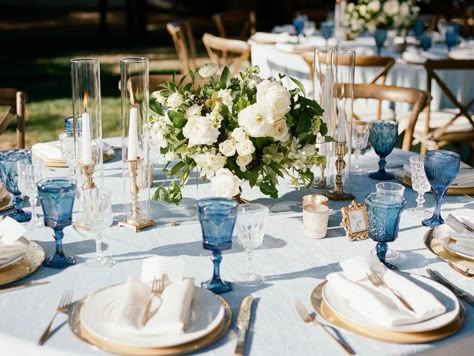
374,28,388,56
0,149,32,222
419,33,432,51
198,197,238,294
365,192,406,270
369,121,399,180
321,21,334,46
37,177,77,268
293,16,305,43
422,150,460,228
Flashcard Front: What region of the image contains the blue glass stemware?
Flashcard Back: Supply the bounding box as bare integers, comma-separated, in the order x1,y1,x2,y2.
293,16,305,43
198,197,238,294
321,21,334,46
373,28,388,56
365,192,406,270
369,121,399,180
0,149,32,222
37,177,77,268
422,150,460,228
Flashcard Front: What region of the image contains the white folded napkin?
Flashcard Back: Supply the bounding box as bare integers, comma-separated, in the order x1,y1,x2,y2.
31,141,63,162
449,48,474,60
0,217,28,266
106,256,195,335
450,169,474,187
275,42,315,53
326,255,446,327
446,213,474,232
252,32,291,44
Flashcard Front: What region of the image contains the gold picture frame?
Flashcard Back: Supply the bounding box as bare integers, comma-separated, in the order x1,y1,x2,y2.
341,200,368,241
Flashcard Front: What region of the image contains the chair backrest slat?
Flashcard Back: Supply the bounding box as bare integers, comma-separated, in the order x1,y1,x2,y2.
0,88,27,148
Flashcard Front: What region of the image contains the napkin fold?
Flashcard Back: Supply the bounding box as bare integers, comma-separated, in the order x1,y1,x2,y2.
0,217,28,266
106,256,195,335
275,42,315,54
443,214,474,253
326,255,446,327
251,32,291,44
31,141,63,162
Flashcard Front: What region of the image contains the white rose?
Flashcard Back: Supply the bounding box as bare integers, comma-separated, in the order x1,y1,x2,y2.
231,127,247,142
182,115,220,147
256,80,291,119
151,91,166,105
271,119,290,142
399,3,409,17
186,104,202,117
359,4,367,16
211,168,241,198
219,139,236,157
383,0,399,16
235,139,255,156
167,92,183,108
301,144,316,156
367,0,380,13
237,103,273,138
236,154,252,170
218,89,233,113
198,63,218,78
193,152,226,178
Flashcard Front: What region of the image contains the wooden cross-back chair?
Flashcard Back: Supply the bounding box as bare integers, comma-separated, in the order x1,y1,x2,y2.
166,21,197,75
0,88,27,148
202,33,251,78
415,59,474,154
212,9,256,40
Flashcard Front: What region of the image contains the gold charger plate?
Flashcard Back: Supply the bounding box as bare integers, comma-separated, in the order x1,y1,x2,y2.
68,291,232,355
311,280,466,343
0,237,45,286
424,229,474,270
34,148,115,168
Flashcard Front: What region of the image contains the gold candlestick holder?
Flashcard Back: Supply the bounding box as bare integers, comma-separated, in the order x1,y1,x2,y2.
81,163,96,189
326,142,355,201
119,158,155,232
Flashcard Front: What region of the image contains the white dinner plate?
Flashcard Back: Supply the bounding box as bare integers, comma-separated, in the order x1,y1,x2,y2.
323,274,459,333
80,285,224,348
433,223,474,261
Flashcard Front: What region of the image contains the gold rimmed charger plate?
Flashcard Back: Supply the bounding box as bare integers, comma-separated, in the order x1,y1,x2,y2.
0,237,45,286
68,291,232,355
424,229,474,270
0,196,13,212
311,280,466,343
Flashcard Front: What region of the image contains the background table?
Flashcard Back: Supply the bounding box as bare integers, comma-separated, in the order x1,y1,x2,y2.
1,140,473,355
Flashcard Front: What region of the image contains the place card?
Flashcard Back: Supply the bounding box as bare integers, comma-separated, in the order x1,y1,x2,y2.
0,216,26,244
340,201,368,241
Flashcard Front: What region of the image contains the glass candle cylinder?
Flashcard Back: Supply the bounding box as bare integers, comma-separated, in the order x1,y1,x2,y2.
120,57,153,227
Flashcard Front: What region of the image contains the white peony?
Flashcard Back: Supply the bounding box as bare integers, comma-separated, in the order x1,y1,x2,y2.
256,80,291,119
186,104,202,118
193,152,226,178
271,119,290,142
236,154,252,170
167,92,183,108
218,89,233,113
198,63,218,78
219,139,236,157
367,0,380,13
383,0,399,16
231,127,247,142
399,2,409,17
211,168,241,198
237,103,273,138
235,139,255,156
182,115,220,147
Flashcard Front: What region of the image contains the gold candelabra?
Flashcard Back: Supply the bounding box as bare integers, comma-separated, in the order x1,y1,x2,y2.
326,142,355,201
80,164,96,189
119,158,155,232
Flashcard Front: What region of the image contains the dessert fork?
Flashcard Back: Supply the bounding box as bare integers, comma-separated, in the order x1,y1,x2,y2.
366,272,415,312
141,276,165,326
38,289,73,345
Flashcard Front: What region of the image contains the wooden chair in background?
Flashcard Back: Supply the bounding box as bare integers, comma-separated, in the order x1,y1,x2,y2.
166,21,197,75
212,9,256,40
202,33,251,77
0,88,27,148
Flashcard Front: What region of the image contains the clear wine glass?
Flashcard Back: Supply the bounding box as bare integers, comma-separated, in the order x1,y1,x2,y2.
351,120,370,174
234,203,269,286
408,155,431,217
81,188,116,268
59,132,78,177
17,158,44,230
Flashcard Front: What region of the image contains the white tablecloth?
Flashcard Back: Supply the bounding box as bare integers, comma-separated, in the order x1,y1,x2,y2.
1,139,473,355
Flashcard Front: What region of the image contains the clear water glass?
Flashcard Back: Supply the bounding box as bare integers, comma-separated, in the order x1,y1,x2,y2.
234,203,269,286
375,182,405,197
198,197,238,294
369,120,398,180
351,120,370,173
37,177,76,268
59,132,78,176
365,192,406,270
408,155,430,216
17,158,44,230
0,149,32,222
422,150,460,228
81,188,115,268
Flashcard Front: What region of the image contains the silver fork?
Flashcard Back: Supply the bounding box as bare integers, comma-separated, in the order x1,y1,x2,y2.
294,300,355,355
141,277,165,326
38,290,73,345
366,272,415,312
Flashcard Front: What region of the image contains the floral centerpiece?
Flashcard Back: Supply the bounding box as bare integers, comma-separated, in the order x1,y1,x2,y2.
148,64,330,204
343,0,420,34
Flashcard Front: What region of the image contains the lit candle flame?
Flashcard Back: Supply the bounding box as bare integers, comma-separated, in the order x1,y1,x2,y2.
83,92,89,112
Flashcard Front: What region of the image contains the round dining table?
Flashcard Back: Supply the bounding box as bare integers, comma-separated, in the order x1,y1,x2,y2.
1,138,473,355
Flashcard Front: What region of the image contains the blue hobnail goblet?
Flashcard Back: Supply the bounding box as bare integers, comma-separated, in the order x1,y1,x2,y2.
422,150,460,228
365,192,406,270
37,177,77,268
374,28,388,56
0,149,32,222
369,121,399,180
198,197,238,294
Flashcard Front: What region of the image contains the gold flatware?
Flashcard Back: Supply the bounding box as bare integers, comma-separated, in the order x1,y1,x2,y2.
426,268,474,306
38,289,73,345
141,277,165,326
448,262,474,278
0,280,49,293
366,272,415,312
294,300,355,355
234,294,254,356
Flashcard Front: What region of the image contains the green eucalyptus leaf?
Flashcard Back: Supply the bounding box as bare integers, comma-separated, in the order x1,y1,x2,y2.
168,110,186,128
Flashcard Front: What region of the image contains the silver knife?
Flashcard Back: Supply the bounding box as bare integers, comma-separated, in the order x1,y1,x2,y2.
426,268,474,306
234,294,254,356
0,280,49,293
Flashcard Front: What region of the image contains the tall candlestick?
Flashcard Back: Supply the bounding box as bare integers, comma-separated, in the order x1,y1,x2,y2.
337,108,346,142
81,112,93,164
127,106,138,160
